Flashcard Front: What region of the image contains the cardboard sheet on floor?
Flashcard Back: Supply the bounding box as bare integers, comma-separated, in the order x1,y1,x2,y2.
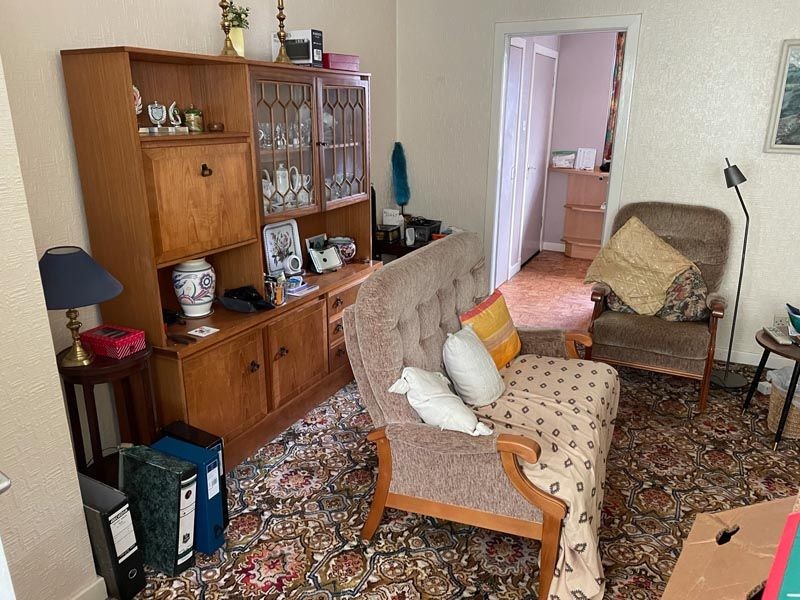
662,497,795,600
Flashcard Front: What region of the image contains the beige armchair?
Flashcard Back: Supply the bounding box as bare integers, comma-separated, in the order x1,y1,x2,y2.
344,232,616,598
589,202,731,412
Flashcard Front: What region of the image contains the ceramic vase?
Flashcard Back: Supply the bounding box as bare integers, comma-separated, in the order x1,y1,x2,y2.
172,258,215,317
329,236,357,263
230,27,245,57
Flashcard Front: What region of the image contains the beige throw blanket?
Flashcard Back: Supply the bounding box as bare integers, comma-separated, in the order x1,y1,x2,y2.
585,216,693,315
475,355,620,600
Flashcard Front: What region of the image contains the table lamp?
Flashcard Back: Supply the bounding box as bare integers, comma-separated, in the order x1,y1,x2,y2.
711,158,749,389
38,246,123,367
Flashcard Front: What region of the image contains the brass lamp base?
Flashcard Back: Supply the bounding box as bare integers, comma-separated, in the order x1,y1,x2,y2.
61,308,95,367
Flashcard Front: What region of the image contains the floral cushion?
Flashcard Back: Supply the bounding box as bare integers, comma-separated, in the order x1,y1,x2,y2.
607,267,710,322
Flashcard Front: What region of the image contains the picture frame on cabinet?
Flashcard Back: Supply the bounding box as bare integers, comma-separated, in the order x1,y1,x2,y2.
765,39,800,154
263,219,302,277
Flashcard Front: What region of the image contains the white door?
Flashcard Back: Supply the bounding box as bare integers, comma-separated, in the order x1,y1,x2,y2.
0,471,15,600
520,45,558,264
493,38,526,289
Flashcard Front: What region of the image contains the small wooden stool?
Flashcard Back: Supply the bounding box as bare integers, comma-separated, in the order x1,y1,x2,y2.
57,345,158,484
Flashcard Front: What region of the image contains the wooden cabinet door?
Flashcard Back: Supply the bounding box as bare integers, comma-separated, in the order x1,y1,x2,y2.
142,141,256,264
265,298,328,409
315,75,370,207
183,329,268,441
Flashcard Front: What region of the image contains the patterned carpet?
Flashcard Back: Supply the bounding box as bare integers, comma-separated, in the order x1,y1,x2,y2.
140,363,800,599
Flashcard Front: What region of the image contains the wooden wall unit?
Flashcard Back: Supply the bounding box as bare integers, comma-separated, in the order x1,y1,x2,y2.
549,167,609,260
61,46,377,470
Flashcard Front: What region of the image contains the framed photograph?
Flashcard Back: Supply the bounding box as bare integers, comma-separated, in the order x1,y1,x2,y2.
262,219,301,277
765,39,800,153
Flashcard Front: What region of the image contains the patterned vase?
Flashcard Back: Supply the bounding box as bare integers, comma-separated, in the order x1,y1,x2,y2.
172,258,216,318
329,237,357,263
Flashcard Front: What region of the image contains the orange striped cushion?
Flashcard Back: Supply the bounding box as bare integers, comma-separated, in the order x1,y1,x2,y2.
460,290,521,368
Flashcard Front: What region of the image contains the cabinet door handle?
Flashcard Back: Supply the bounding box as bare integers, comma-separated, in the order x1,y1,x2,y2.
201,163,213,177
333,297,343,309
317,141,329,147
274,346,289,360
336,347,347,357
334,322,344,334
249,360,261,373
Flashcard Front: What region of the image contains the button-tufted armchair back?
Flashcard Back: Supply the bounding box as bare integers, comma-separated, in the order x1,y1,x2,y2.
343,232,487,428
612,202,731,293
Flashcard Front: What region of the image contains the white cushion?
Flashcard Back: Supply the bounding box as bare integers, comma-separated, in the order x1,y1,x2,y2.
442,324,505,407
388,367,493,436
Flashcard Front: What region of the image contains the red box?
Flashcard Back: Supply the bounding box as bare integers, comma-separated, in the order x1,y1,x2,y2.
81,325,146,360
323,53,360,71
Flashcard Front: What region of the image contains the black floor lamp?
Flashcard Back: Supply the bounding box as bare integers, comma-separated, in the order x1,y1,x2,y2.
711,158,749,389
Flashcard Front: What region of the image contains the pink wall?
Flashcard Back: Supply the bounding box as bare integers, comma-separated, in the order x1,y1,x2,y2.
542,32,617,246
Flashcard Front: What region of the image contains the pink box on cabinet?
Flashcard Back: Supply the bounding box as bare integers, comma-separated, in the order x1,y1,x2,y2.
81,325,145,360
323,53,360,71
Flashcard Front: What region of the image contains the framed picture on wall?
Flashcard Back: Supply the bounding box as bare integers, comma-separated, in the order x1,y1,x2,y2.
765,39,800,153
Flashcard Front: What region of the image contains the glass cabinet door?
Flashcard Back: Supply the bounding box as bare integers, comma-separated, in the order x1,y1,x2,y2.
253,78,317,218
318,81,369,205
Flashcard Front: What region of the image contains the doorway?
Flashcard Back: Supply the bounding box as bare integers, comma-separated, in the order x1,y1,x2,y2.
486,16,640,329
494,38,558,288
485,15,640,290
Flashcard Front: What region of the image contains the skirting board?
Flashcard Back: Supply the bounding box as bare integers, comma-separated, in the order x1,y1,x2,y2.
714,347,792,369
70,576,106,600
542,242,565,252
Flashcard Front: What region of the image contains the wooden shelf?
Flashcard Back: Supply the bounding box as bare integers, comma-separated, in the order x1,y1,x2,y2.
562,235,601,247
155,238,259,269
565,204,605,214
158,261,380,358
139,131,250,145
61,46,371,78
549,166,609,178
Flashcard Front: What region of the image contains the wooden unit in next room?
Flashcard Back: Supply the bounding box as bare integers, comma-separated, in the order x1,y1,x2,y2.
61,46,378,469
549,167,609,260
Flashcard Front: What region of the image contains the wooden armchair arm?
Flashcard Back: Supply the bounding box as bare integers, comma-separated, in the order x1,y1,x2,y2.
496,434,568,520
565,331,592,359
707,293,726,320
589,283,610,331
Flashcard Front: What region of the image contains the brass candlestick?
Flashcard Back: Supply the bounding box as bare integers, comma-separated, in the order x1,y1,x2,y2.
274,0,291,64
219,0,239,57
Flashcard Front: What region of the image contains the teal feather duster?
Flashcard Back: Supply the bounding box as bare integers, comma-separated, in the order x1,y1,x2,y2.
391,142,410,210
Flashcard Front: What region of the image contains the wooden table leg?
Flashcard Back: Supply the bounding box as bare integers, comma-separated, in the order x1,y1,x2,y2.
140,361,159,444
82,384,104,466
774,362,800,451
63,383,87,470
113,380,133,442
742,348,770,414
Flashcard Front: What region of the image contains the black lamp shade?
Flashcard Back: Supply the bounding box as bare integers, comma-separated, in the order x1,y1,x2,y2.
38,246,123,310
724,163,746,188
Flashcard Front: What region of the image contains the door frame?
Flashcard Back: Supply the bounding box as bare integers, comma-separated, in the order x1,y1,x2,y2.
485,15,641,288
506,36,528,279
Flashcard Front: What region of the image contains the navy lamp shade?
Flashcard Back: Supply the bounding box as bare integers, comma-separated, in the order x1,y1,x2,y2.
711,159,750,391
38,246,123,367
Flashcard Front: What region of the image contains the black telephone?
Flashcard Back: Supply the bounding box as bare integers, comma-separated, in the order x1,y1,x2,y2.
220,285,272,312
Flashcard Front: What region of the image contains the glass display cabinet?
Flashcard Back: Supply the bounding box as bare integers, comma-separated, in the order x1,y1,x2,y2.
250,70,370,223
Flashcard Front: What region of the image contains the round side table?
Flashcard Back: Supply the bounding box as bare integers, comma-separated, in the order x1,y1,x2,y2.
57,345,158,485
741,329,800,450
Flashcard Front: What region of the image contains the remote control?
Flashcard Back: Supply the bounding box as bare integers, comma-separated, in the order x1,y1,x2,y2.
764,326,793,345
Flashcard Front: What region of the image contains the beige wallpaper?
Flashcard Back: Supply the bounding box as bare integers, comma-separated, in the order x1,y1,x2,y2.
397,0,800,362
0,0,397,351
0,55,103,600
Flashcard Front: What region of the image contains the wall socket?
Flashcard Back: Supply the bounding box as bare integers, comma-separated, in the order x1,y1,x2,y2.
774,314,789,329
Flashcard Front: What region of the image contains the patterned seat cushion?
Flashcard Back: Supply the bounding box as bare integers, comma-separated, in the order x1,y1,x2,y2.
475,354,620,600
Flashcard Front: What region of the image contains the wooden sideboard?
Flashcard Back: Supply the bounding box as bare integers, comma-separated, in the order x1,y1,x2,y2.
61,46,377,470
549,167,609,260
